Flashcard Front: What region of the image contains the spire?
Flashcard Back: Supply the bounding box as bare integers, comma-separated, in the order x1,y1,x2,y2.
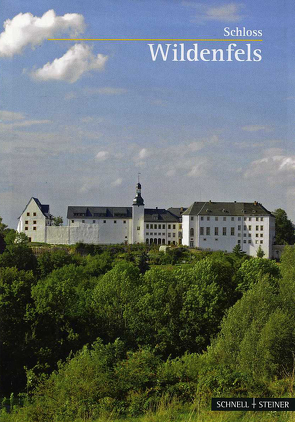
133,178,144,206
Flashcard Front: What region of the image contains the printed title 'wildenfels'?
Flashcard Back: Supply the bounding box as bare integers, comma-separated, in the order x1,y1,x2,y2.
148,43,262,62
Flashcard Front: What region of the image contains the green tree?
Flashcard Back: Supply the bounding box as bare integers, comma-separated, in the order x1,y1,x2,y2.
0,267,36,394
273,208,295,245
52,216,63,226
256,245,265,258
235,257,280,293
0,232,37,272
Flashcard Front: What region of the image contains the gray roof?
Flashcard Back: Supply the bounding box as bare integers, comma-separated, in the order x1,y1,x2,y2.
19,197,52,219
67,206,132,219
167,207,187,218
182,201,273,217
144,208,181,222
67,206,183,222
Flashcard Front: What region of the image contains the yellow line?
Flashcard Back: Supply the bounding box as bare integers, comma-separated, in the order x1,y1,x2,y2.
48,38,263,42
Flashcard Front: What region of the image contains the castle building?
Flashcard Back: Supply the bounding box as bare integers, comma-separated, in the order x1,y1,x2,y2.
17,183,275,258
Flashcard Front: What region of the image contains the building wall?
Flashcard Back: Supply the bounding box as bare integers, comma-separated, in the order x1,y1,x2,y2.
69,218,132,244
132,205,145,243
183,214,274,258
144,222,181,245
17,199,47,243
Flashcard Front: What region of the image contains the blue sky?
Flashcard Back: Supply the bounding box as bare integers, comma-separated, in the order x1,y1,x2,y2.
1,0,295,228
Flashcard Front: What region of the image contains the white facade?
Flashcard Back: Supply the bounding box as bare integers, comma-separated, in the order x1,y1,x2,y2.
182,204,275,259
17,190,275,258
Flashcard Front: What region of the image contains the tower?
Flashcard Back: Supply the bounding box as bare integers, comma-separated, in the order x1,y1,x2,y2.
132,181,145,243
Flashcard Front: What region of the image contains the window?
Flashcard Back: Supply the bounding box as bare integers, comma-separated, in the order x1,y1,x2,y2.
255,240,259,244
72,220,74,223
244,225,247,230
238,217,241,221
103,220,106,223
201,217,204,221
168,233,171,237
244,217,247,221
25,220,28,224
162,224,165,229
231,217,234,221
191,217,194,221
173,224,176,229
256,225,259,230
260,234,263,238
168,224,171,229
82,220,85,223
215,227,219,236
223,227,227,235
238,240,241,244
25,227,28,230
223,217,226,221
123,220,126,224
256,217,259,221
203,238,207,241
173,233,176,237
249,217,252,221
33,212,36,216
137,226,140,230
114,220,117,224
260,225,263,230
154,224,157,229
261,217,264,221
249,225,252,230
93,220,96,223
238,233,241,237
179,224,182,229
260,240,263,244
206,227,210,235
256,234,259,237
243,240,246,243
215,217,218,221
146,232,149,236
238,225,241,230
146,224,149,229
33,227,36,231
215,238,218,241
244,233,247,237
248,234,251,237
150,224,153,229
207,216,210,221
200,227,204,235
231,227,235,236
248,240,251,243
27,212,30,216
33,220,36,224
190,228,194,236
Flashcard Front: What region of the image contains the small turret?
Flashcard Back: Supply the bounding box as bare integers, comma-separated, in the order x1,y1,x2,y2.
133,182,144,206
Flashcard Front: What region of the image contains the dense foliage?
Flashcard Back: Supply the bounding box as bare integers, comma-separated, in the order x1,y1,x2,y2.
0,230,293,420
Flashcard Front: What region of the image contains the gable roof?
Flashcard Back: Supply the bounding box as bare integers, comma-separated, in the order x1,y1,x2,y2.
144,208,181,222
19,197,51,219
182,201,273,216
67,206,133,219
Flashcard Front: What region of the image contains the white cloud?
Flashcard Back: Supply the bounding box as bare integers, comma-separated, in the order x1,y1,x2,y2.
95,87,127,95
242,125,272,132
31,44,108,83
138,148,150,159
184,2,244,23
0,10,85,57
111,178,123,187
0,110,25,121
187,159,208,177
95,151,109,161
244,149,295,184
